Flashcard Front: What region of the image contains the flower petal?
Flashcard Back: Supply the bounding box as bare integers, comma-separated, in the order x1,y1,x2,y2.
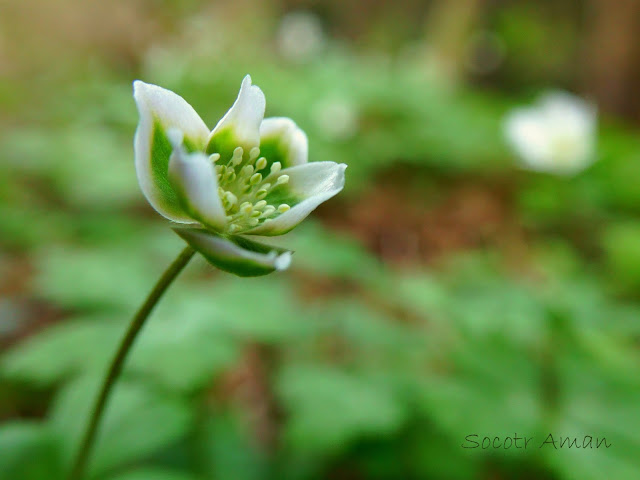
244,162,347,236
207,75,266,160
540,91,597,134
504,108,551,170
173,228,292,277
133,81,210,222
167,133,227,231
258,117,308,170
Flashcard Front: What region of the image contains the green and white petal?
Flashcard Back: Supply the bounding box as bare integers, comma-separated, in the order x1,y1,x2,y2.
167,132,227,231
173,228,292,277
258,117,308,170
133,81,210,222
244,161,347,236
207,75,266,160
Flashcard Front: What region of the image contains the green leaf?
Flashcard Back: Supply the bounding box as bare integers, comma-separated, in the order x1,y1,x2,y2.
196,413,269,480
544,355,640,480
1,316,123,387
49,377,192,478
284,221,383,282
198,278,311,343
1,126,138,208
309,299,421,359
416,337,541,441
128,287,241,391
107,468,198,480
33,246,160,311
0,421,63,480
602,221,640,291
276,365,406,453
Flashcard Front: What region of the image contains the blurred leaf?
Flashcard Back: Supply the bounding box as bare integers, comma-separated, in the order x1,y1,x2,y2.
202,278,313,343
1,126,138,208
0,421,63,480
197,413,268,480
448,279,546,346
107,468,197,480
34,247,150,311
308,299,423,363
602,220,640,291
50,376,192,479
417,336,542,441
286,222,384,282
350,427,481,480
129,286,241,392
3,290,242,393
597,125,640,211
394,265,548,347
2,315,123,387
391,272,451,319
0,205,70,250
33,241,182,311
545,355,640,480
277,364,406,453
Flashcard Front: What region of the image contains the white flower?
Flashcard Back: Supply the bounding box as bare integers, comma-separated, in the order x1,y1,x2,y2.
133,75,346,276
312,96,359,141
276,11,326,63
504,91,597,175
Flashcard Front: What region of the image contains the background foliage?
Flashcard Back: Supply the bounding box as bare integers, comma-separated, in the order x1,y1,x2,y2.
1,0,640,479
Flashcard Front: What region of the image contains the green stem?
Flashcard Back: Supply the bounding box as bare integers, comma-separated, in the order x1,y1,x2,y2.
68,245,196,480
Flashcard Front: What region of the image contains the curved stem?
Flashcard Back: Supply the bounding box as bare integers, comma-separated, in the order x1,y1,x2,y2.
69,245,196,480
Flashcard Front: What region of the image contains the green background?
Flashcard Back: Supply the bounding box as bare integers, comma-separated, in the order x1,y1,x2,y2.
1,1,639,479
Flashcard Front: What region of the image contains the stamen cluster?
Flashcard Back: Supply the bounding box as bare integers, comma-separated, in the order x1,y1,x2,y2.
213,146,290,233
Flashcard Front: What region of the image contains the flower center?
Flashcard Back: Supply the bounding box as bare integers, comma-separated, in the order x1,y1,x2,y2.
213,146,291,233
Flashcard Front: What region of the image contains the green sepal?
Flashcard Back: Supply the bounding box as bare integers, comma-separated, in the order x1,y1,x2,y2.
172,228,292,277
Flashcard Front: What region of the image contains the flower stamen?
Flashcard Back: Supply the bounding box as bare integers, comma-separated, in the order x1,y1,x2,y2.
229,147,244,167
249,147,260,162
213,145,296,232
255,157,268,171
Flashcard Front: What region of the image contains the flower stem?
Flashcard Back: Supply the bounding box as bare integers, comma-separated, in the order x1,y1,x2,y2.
68,245,196,480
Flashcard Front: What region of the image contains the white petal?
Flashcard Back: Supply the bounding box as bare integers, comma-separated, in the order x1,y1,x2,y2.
173,228,292,277
208,75,266,153
503,108,552,170
540,92,597,171
168,138,227,231
259,117,308,168
133,81,209,222
540,91,597,135
245,162,347,236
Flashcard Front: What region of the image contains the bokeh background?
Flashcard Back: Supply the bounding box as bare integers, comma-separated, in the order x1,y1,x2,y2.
2,0,640,479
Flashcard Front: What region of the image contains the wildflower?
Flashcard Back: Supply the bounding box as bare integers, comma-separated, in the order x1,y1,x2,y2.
133,75,346,276
504,91,597,175
276,11,325,63
312,96,359,141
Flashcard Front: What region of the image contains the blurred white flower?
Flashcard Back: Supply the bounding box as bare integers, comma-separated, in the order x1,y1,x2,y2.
277,11,325,63
312,97,359,141
504,91,597,175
